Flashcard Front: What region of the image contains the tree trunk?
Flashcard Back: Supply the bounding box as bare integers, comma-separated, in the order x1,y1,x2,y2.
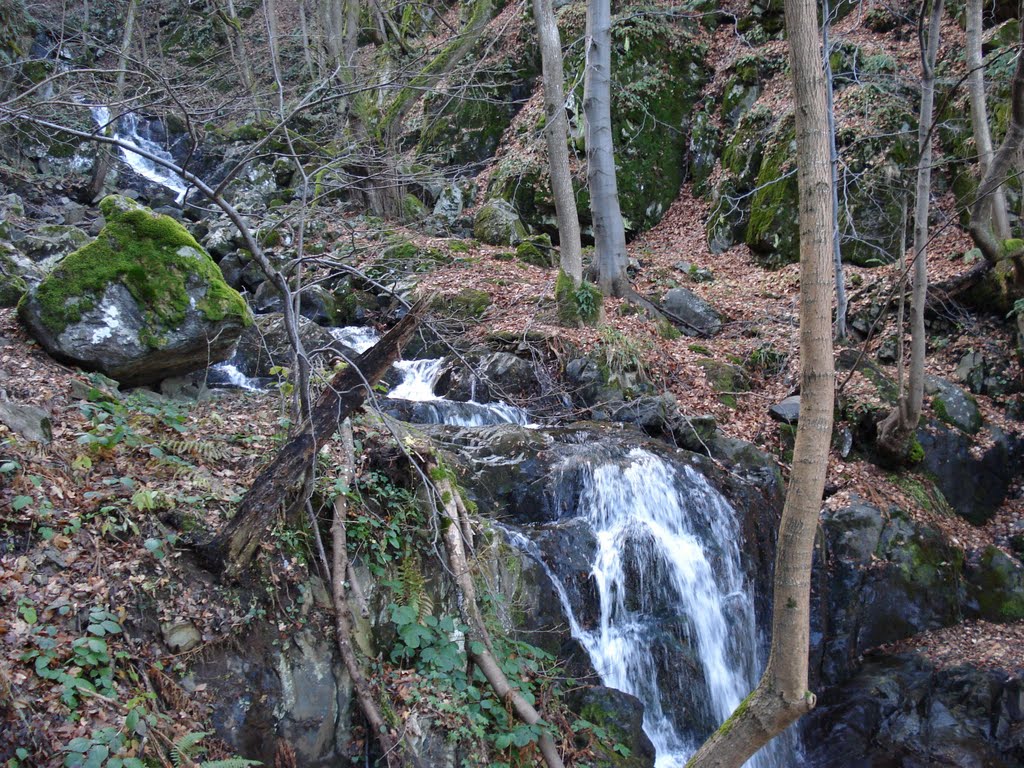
822,0,847,340
85,0,136,202
685,0,836,759
202,294,434,580
425,459,566,768
877,0,943,464
533,0,582,287
583,0,629,297
969,16,1024,263
966,0,1011,240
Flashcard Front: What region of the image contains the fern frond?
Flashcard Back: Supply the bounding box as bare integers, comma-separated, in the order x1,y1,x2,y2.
201,759,262,768
173,730,210,764
162,438,230,462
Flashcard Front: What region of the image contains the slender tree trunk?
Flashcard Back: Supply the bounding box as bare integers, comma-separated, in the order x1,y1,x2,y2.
583,0,629,297
969,14,1024,262
685,0,836,759
966,0,1011,240
822,0,847,340
85,0,136,202
425,459,566,768
202,295,433,580
533,0,582,286
298,2,315,80
877,0,943,463
224,0,257,104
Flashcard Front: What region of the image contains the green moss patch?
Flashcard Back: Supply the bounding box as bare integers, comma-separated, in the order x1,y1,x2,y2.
555,271,602,326
28,196,250,344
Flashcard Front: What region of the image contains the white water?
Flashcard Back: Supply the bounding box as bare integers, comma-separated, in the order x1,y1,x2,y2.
521,449,795,768
330,326,381,354
386,357,531,427
90,107,189,203
209,361,261,391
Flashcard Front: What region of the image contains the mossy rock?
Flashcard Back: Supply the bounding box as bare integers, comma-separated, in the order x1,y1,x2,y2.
0,245,30,308
967,546,1024,622
435,287,492,319
516,234,554,268
473,200,528,246
18,195,251,386
698,358,751,407
745,117,799,267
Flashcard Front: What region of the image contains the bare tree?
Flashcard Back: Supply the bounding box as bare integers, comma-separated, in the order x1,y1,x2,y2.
876,0,943,464
966,0,1011,241
583,0,629,297
533,0,582,287
685,0,837,759
822,0,848,340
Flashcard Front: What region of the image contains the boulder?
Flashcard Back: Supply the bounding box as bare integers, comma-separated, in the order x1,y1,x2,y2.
965,546,1024,622
473,200,527,246
662,288,722,336
17,224,91,267
566,687,656,768
926,375,983,435
769,395,801,424
0,399,52,444
18,196,251,386
432,184,464,226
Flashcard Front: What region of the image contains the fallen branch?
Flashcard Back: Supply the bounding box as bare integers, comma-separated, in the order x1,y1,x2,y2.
420,453,566,768
201,293,434,579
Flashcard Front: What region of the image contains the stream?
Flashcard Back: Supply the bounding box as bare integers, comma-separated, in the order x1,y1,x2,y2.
211,326,799,766
90,107,189,203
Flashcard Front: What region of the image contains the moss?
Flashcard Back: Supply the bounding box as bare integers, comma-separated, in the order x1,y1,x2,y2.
401,194,428,222
656,318,681,340
907,437,925,464
26,196,251,342
436,288,491,319
746,117,799,266
555,271,602,326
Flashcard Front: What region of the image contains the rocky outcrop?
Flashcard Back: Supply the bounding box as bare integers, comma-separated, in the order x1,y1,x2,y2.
18,196,251,386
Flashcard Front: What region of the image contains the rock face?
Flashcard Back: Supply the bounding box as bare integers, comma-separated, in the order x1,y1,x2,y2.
18,196,251,386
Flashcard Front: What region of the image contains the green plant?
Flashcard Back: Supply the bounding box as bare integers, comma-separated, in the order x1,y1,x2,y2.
346,470,424,576
170,731,260,768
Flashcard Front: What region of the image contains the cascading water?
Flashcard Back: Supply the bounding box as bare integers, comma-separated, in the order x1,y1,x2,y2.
515,448,798,768
385,357,532,427
90,107,189,203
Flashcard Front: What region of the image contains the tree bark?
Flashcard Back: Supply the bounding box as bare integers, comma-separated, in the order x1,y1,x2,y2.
966,0,1011,241
425,458,566,768
583,0,629,297
203,294,434,580
533,0,582,287
969,16,1024,263
685,0,836,760
877,0,943,464
85,0,136,202
822,0,847,340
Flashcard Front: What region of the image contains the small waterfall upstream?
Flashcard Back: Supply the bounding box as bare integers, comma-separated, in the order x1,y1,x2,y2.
90,107,189,202
512,449,798,768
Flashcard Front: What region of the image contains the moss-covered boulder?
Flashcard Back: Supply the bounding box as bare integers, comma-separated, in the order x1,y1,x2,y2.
473,200,527,245
18,196,252,386
0,243,34,308
966,546,1024,622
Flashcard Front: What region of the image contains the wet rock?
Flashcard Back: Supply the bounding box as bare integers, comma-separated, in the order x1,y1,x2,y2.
18,196,251,386
661,287,722,336
804,654,1024,767
926,375,983,435
769,395,801,424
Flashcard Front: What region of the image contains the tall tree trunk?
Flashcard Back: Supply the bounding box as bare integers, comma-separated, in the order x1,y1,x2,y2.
685,0,836,759
583,0,629,297
877,0,943,464
822,0,847,340
966,0,1011,240
969,13,1024,263
533,0,582,286
85,0,136,202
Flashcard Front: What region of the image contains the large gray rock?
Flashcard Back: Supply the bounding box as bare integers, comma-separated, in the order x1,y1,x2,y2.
926,375,983,434
473,200,527,246
661,287,722,336
18,196,252,386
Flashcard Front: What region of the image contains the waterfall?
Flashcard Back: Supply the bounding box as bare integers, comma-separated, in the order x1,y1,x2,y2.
329,326,381,355
517,448,797,768
386,358,532,427
208,360,261,391
90,107,189,203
